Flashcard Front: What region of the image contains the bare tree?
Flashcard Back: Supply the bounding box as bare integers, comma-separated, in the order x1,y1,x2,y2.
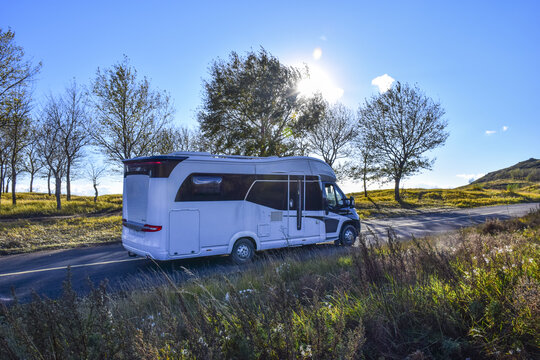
86,162,107,203
3,87,32,204
0,28,40,128
37,96,67,210
88,56,173,166
306,102,357,167
22,132,44,193
60,80,90,200
358,82,448,202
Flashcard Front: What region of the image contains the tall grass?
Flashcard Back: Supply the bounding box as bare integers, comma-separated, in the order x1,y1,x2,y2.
1,211,539,359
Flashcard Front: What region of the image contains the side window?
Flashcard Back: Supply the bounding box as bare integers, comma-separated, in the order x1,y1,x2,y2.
324,183,337,207
176,173,255,201
324,183,346,208
246,181,288,210
305,181,323,210
192,176,221,195
289,179,303,210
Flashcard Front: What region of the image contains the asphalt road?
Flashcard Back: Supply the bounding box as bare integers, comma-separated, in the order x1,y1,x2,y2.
1,202,538,304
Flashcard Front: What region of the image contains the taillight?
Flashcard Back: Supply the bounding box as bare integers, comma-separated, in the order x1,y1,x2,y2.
141,224,162,232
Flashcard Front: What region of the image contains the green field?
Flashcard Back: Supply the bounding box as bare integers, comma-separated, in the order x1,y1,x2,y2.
1,209,538,359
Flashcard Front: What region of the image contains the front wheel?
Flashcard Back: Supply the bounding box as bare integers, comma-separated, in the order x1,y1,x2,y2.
339,224,358,246
230,238,255,265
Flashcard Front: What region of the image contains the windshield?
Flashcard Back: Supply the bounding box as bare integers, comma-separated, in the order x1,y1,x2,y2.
324,183,345,208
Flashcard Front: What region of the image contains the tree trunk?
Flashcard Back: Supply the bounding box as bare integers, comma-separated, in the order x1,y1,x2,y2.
0,163,4,194
55,175,62,210
47,170,51,196
66,162,71,201
394,177,401,203
11,163,16,205
363,170,368,197
29,173,34,193
5,179,9,194
93,183,98,203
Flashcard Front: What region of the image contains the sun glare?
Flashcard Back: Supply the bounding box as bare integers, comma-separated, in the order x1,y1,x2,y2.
297,65,344,103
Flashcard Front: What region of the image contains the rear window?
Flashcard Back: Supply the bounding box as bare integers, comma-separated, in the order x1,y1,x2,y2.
124,159,184,178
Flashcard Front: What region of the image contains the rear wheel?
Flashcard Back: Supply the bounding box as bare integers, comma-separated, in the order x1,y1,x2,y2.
339,224,357,246
230,238,255,265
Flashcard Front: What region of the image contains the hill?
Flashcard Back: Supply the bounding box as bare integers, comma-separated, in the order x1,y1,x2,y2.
471,158,540,190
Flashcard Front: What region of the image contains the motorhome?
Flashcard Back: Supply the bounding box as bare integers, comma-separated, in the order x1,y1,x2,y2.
122,152,360,264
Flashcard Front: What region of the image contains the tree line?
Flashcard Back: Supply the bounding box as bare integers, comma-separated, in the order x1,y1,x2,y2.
0,29,449,209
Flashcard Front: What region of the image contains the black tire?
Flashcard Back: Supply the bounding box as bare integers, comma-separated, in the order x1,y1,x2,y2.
230,238,255,265
339,224,357,246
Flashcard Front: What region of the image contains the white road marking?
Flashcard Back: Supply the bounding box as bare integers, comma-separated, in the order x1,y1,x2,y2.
0,257,144,278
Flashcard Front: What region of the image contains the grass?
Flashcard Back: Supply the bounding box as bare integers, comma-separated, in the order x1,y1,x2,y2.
1,210,538,359
0,192,122,219
0,215,122,255
353,182,540,218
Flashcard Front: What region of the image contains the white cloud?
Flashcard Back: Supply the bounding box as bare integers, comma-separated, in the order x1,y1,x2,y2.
502,125,508,131
371,74,395,93
456,173,485,183
485,130,496,135
319,35,327,41
312,47,322,60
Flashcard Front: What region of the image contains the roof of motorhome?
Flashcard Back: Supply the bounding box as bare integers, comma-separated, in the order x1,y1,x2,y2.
167,152,323,163
123,152,336,180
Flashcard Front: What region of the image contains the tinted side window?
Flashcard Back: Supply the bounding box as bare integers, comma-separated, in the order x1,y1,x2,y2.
192,176,222,195
176,174,255,201
289,179,303,210
305,181,323,210
246,181,288,210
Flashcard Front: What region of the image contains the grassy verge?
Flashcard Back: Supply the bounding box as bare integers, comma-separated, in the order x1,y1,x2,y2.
1,211,538,359
353,185,540,218
0,215,122,255
0,192,122,219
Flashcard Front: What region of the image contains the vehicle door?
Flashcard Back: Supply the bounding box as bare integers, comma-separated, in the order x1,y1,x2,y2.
323,182,347,239
288,175,322,244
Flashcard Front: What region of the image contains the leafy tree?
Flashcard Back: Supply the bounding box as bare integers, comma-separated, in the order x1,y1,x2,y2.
154,125,201,154
198,48,324,157
88,56,173,165
60,81,90,200
3,87,32,204
0,28,40,128
358,82,448,202
306,102,357,167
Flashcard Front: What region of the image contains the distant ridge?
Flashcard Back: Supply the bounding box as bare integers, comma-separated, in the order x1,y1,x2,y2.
473,158,540,185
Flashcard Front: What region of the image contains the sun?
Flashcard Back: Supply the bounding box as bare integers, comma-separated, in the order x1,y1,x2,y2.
297,65,344,103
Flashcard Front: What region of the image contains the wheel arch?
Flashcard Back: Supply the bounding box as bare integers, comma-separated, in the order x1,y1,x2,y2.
227,231,259,254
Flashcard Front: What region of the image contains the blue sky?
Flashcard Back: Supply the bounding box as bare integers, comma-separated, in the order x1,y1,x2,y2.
2,0,539,194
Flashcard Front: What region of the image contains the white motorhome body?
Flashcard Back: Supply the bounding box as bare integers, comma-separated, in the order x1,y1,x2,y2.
122,152,360,262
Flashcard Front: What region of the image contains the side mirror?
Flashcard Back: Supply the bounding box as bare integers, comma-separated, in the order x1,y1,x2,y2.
349,196,355,208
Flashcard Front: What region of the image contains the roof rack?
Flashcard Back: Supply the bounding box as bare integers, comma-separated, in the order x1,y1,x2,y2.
168,151,279,160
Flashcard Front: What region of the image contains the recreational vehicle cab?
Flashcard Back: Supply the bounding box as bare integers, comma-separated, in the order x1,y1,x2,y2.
122,152,360,264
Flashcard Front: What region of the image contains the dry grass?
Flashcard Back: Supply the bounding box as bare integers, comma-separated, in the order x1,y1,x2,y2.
0,192,122,219
352,184,540,218
0,215,122,255
1,210,538,359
